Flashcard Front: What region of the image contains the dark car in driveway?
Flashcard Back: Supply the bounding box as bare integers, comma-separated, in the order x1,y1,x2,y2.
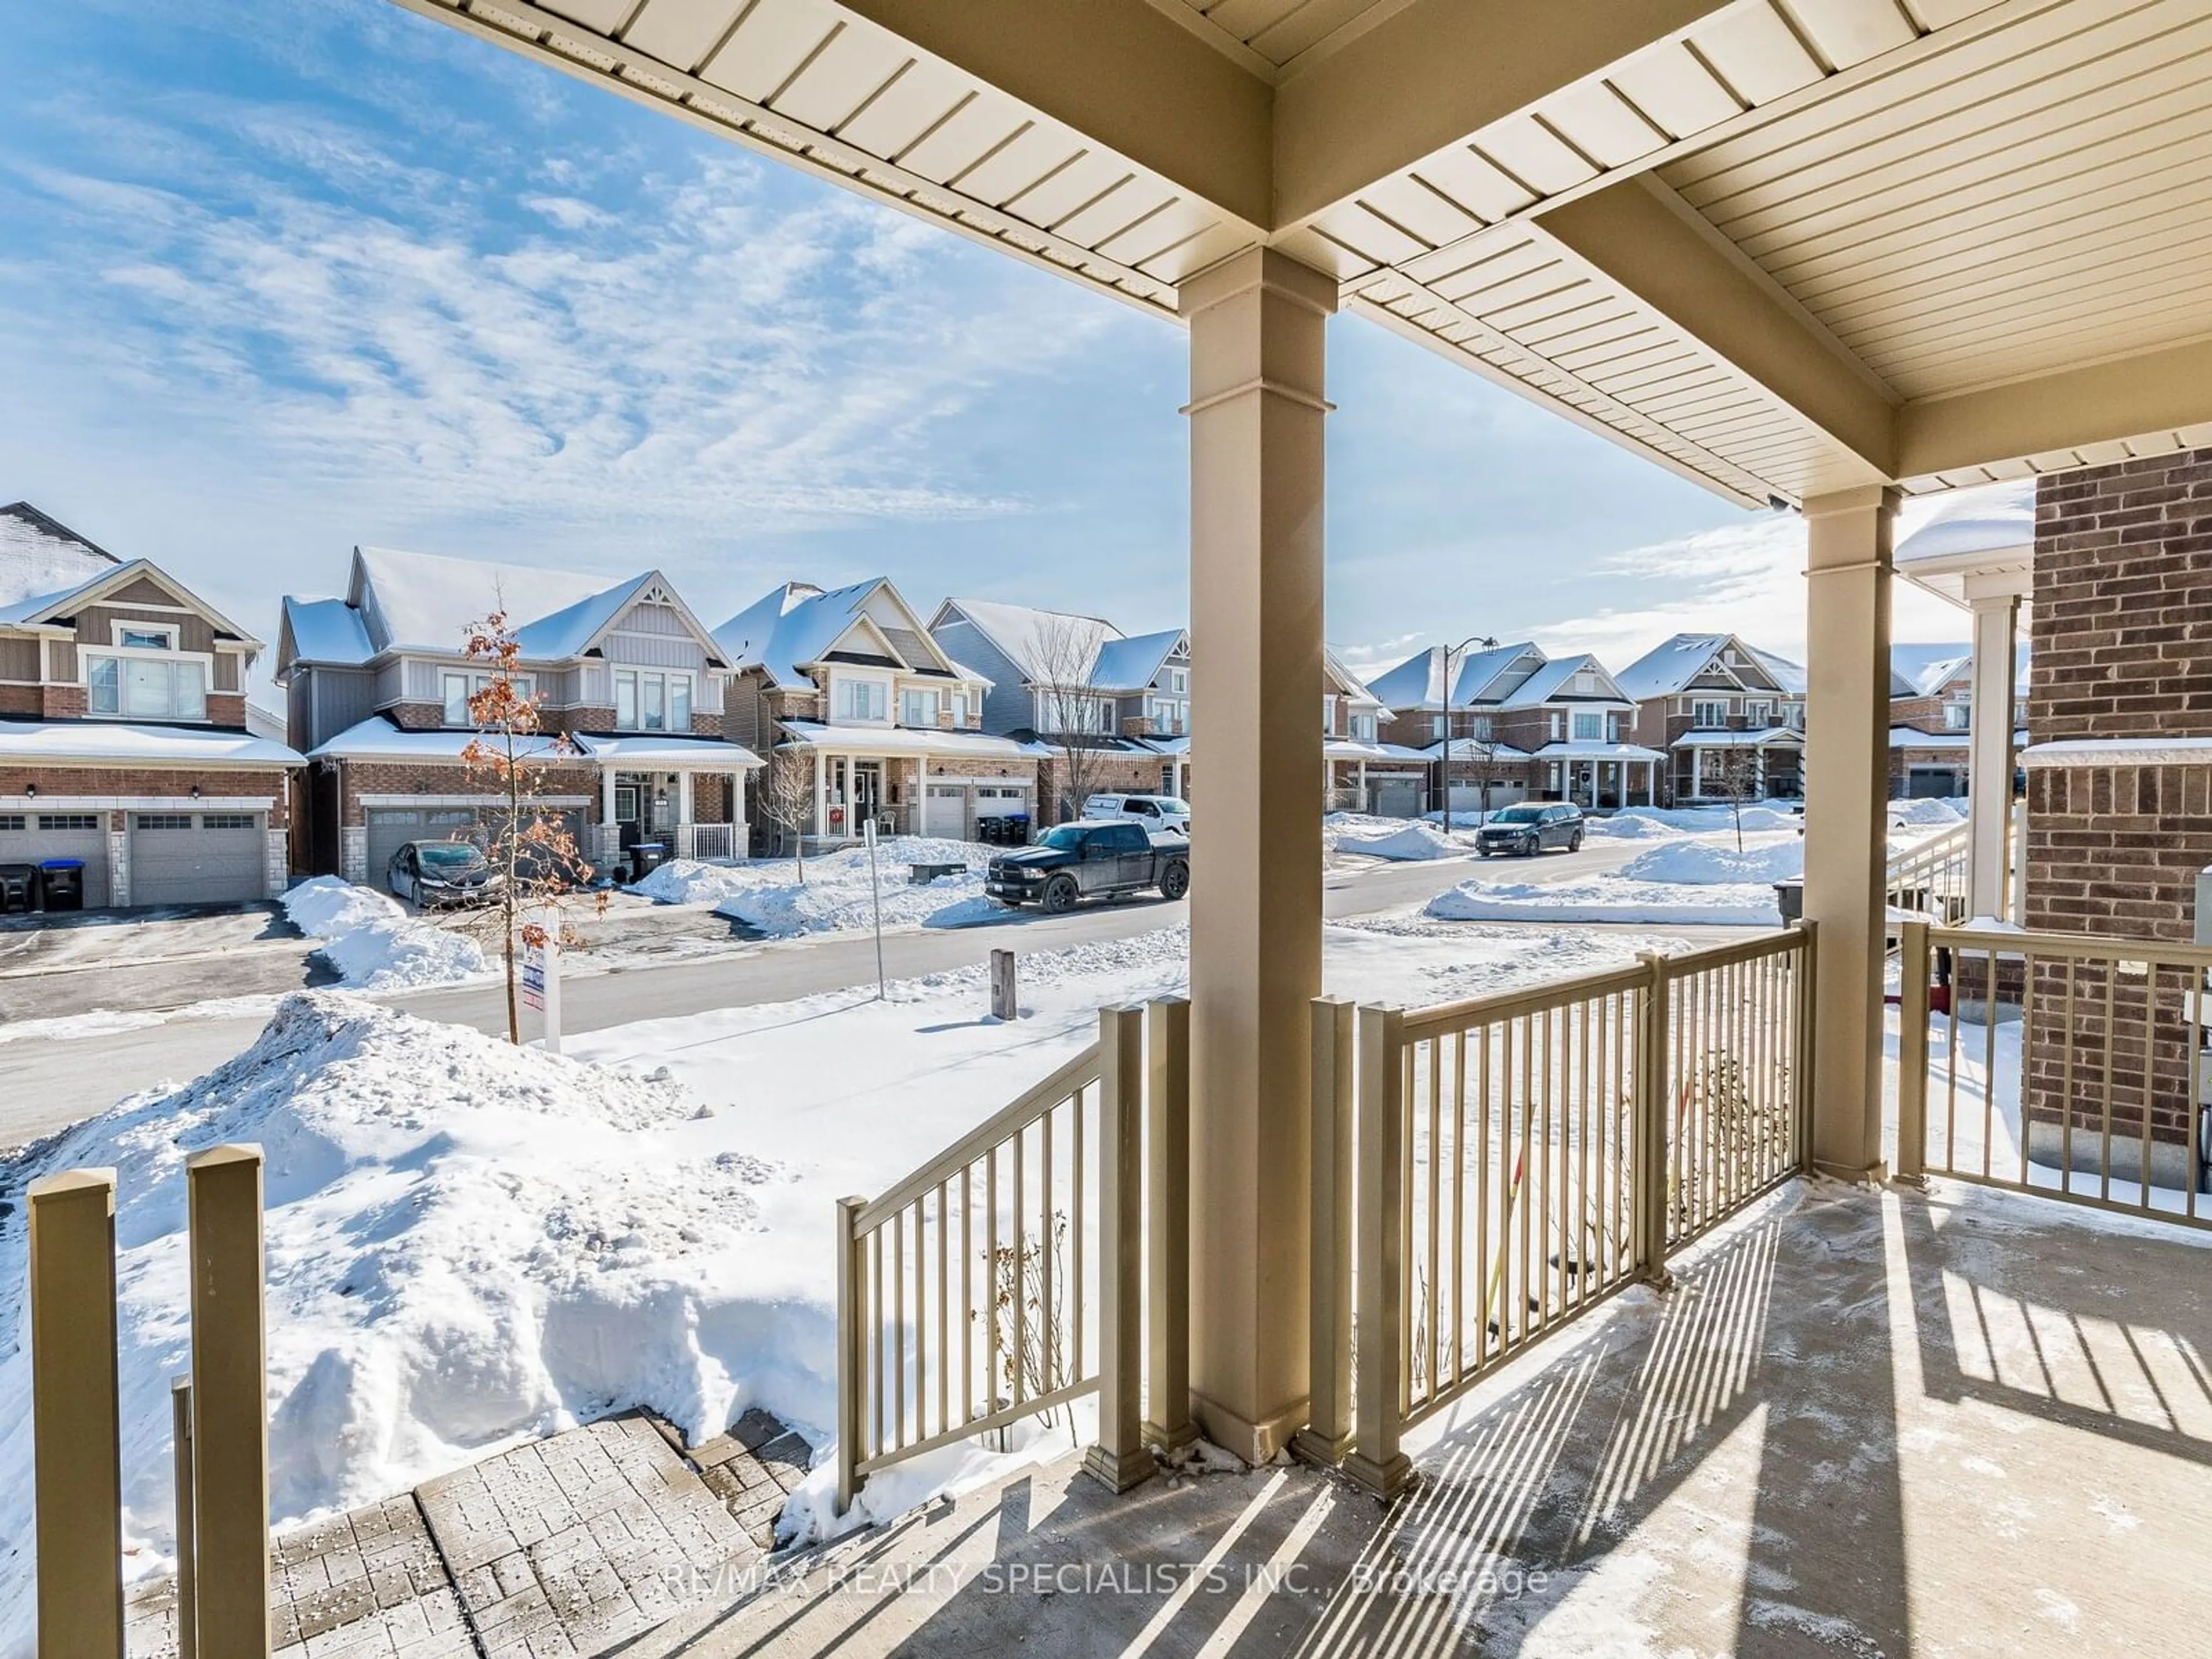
985,820,1191,912
387,839,503,907
1476,802,1585,858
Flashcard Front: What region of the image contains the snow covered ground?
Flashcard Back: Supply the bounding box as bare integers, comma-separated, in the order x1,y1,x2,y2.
632,838,1006,937
1325,816,1478,861
283,876,488,990
0,912,1690,1646
1430,827,1804,927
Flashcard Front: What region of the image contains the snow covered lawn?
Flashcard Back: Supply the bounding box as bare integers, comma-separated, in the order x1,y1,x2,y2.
283,876,488,990
0,913,1687,1644
1429,828,1803,926
631,838,1007,936
1327,816,1476,861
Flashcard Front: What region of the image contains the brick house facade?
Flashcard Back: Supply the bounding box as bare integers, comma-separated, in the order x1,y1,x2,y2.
1,502,301,908
2021,447,2212,1188
1616,634,1805,806
281,547,759,883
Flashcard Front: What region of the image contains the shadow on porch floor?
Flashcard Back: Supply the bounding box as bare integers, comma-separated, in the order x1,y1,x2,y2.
638,1179,2211,1657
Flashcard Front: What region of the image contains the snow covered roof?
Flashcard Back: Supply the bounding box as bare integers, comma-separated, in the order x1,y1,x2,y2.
308,717,573,763
1888,642,2032,699
0,502,119,621
715,578,963,691
282,596,375,665
774,721,1045,760
1669,728,1803,748
1498,653,1631,709
1372,743,1437,763
575,733,761,767
1407,738,1534,761
934,596,1130,687
1363,641,1536,710
1323,647,1387,709
1896,479,2033,566
0,719,302,767
351,546,626,656
1323,738,1392,761
1088,627,1187,692
1615,633,1803,701
1528,740,1667,760
1889,727,1971,750
512,573,658,660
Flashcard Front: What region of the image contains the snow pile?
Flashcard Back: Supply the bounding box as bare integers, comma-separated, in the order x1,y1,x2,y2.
1890,797,1966,827
1622,836,1804,885
0,993,786,1643
709,837,1006,936
1588,803,1802,838
1332,821,1465,861
282,876,486,990
1430,877,1781,926
628,858,759,906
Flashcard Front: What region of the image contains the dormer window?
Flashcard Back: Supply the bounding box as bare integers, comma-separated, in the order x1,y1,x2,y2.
616,669,691,732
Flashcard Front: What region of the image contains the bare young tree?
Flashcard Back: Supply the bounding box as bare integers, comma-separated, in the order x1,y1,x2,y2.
1713,746,1764,853
457,611,607,1043
757,751,813,883
1029,614,1114,823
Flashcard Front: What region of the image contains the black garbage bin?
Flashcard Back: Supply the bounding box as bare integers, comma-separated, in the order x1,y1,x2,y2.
1005,813,1031,846
631,841,668,882
0,863,35,915
39,858,86,912
1772,878,1804,925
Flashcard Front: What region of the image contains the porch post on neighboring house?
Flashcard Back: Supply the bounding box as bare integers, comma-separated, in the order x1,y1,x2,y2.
1802,484,1900,1181
676,771,695,860
1965,575,2025,919
812,749,827,842
597,767,620,871
1179,245,1334,1463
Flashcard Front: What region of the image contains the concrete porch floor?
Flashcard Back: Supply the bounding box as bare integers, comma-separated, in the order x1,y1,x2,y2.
638,1179,2210,1658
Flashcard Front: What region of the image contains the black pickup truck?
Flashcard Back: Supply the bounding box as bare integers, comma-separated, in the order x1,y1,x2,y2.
984,820,1191,912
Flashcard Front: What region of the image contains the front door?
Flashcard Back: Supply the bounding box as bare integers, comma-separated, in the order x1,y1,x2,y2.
853,762,882,832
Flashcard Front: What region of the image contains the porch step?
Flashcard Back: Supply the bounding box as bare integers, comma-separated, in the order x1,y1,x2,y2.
121,1408,809,1658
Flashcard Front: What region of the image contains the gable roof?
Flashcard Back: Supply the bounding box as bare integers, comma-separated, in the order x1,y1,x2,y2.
1323,647,1387,709
1,502,125,623
348,546,626,656
281,595,376,668
716,577,965,691
1363,641,1538,711
933,597,1126,686
1089,627,1187,692
1615,632,1801,702
1498,653,1632,709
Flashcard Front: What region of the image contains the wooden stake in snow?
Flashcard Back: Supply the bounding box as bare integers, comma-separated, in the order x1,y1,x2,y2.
991,949,1018,1020
863,818,887,1000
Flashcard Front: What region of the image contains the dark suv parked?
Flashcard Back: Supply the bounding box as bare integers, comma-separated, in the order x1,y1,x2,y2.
985,820,1191,912
1476,802,1585,857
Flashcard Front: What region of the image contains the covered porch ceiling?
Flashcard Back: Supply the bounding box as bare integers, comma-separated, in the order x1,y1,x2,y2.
388,0,2212,508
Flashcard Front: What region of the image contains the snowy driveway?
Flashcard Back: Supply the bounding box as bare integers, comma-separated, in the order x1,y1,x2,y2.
0,902,332,1028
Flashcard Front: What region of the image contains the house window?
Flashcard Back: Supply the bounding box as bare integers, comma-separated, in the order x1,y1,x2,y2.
952,693,970,726
1351,713,1378,744
614,670,692,731
1473,716,1494,741
902,689,939,727
1168,668,1188,694
1571,712,1603,741
1944,700,1971,730
442,672,470,725
836,677,888,722
118,626,175,651
1692,699,1729,728
1745,700,1771,726
1550,713,1564,740
86,654,206,721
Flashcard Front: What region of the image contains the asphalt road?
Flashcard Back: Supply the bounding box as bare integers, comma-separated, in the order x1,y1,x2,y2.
0,835,1656,1149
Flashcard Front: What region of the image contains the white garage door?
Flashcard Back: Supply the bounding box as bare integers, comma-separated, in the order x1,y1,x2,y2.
974,786,1027,818
923,785,965,839
130,812,266,907
0,811,109,907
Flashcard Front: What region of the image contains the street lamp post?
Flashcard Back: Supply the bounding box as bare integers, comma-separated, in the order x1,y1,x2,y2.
1439,635,1499,836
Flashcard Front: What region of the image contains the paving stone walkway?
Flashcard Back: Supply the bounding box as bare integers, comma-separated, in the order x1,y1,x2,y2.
124,1408,814,1658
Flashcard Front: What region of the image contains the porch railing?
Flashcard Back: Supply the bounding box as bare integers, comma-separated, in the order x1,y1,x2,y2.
1885,820,1971,922
1317,928,1813,1494
688,822,738,862
1897,919,2210,1229
834,1002,1187,1512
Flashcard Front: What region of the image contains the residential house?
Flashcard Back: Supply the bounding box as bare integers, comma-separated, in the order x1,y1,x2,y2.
1887,643,2030,800
0,502,300,908
928,598,1191,816
1616,633,1807,805
278,546,759,885
1322,649,1422,813
720,579,1031,846
1366,641,1659,813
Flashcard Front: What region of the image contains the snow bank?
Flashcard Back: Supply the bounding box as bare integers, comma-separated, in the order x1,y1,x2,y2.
1621,836,1804,885
0,993,787,1645
1588,803,1802,838
1429,876,1781,926
707,837,1006,936
1332,821,1465,861
1889,797,1965,827
282,876,486,990
627,858,759,907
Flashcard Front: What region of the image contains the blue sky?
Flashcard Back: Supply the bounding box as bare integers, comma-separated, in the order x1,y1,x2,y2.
0,0,1964,690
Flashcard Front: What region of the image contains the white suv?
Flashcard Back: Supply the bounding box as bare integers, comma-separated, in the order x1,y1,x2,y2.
1081,793,1191,838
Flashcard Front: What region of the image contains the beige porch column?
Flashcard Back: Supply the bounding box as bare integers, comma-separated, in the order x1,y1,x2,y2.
1802,485,1900,1181
1965,575,2025,919
1180,245,1334,1463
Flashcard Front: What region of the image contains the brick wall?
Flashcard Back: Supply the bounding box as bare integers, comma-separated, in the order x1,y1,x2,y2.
207,693,247,727
2023,447,2212,1178
389,702,445,731
42,685,87,719
0,766,290,825
0,685,36,716
336,760,601,825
